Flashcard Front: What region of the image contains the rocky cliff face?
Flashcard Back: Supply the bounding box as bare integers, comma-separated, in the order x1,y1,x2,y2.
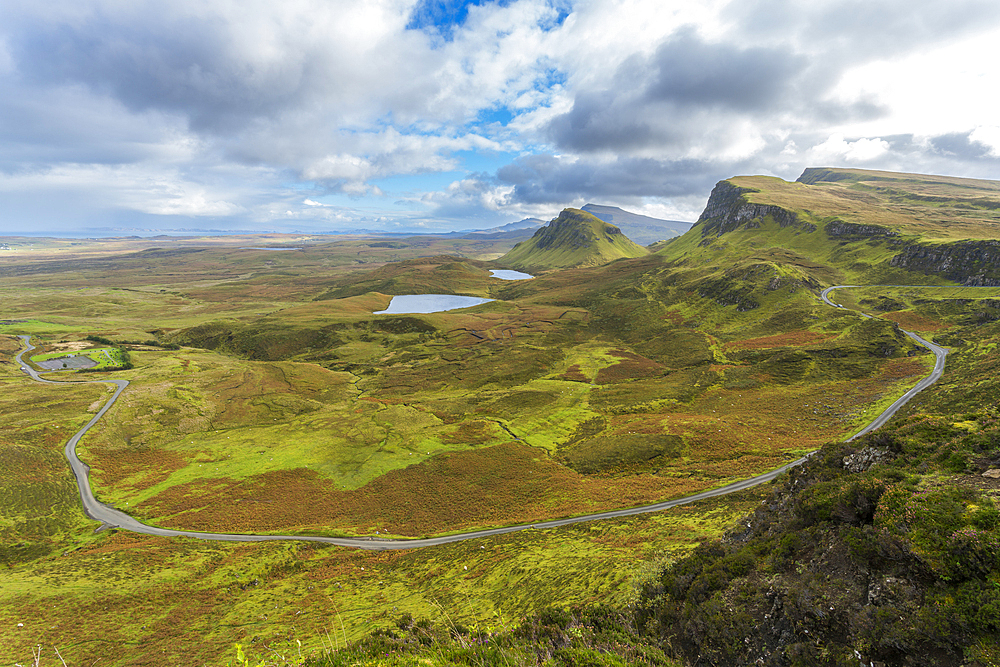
695,176,1000,286
698,181,813,236
889,240,1000,286
825,219,899,240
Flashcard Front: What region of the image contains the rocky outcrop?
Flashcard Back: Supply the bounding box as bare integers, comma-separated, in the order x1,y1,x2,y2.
796,167,857,185
889,240,1000,286
825,219,899,240
843,447,893,473
698,181,814,236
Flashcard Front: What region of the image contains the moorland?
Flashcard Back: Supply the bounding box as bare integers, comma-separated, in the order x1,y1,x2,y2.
2,168,1000,666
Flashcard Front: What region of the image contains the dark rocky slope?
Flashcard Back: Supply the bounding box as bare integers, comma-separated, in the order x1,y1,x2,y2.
635,419,1000,667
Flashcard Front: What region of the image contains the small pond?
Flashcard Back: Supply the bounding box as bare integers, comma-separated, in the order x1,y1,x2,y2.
374,294,494,314
490,269,534,280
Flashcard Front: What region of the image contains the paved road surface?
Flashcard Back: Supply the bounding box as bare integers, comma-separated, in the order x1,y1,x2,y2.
819,286,948,441
13,291,947,549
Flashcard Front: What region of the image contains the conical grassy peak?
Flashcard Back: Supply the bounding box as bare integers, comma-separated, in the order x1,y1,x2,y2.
499,208,648,271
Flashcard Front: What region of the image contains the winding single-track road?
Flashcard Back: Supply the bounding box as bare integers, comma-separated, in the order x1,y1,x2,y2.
14,290,946,550
819,286,948,440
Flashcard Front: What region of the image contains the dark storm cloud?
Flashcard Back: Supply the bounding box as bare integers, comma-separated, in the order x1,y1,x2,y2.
11,13,305,132
497,154,729,204
929,132,1000,162
642,28,807,111
547,29,820,153
547,0,1000,157
545,91,660,152
0,79,183,171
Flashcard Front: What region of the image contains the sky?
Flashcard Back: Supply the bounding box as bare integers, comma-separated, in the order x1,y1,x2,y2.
3,0,1000,236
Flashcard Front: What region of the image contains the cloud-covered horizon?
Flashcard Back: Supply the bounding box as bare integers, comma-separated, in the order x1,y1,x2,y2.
2,0,1000,235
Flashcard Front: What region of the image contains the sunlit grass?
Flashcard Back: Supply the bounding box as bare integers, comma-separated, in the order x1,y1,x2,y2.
4,215,996,666
0,486,765,667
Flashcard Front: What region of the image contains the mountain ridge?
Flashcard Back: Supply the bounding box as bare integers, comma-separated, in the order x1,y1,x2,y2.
660,167,1000,287
498,208,649,270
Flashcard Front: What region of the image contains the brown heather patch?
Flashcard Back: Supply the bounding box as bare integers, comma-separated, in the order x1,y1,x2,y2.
0,335,21,355
709,363,741,372
135,443,720,537
878,356,928,380
75,531,175,556
654,356,933,462
879,311,949,332
595,350,666,384
0,446,67,484
88,447,190,490
1,425,81,451
604,414,670,435
724,330,834,350
559,364,589,382
660,310,686,326
696,454,790,480
440,419,497,444
657,410,831,462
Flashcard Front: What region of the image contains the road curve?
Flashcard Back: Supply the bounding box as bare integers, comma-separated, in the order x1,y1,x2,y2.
820,286,948,441
14,291,946,550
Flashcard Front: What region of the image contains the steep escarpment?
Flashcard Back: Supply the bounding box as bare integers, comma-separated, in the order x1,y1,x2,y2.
890,239,1000,286
499,208,648,270
697,180,812,236
670,169,1000,286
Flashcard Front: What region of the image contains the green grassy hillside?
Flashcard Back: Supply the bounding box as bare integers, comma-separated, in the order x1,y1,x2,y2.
499,209,648,271
660,168,1000,290
4,170,1000,665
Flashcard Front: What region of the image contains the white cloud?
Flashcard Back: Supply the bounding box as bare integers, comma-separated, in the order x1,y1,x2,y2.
3,0,1000,232
811,134,891,162
970,126,1000,157
0,162,261,225
303,155,374,183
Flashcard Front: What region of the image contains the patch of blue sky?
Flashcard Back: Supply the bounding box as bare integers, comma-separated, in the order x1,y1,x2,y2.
407,0,513,41
452,148,519,173
370,170,467,195
535,66,567,91
316,151,516,199
407,0,572,42
538,0,572,31
478,106,515,127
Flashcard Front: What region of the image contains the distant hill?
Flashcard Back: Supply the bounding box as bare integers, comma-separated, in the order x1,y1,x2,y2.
462,217,546,240
499,208,648,271
581,204,694,245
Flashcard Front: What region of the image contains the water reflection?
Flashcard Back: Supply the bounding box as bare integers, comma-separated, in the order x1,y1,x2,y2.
374,294,494,314
490,269,533,280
